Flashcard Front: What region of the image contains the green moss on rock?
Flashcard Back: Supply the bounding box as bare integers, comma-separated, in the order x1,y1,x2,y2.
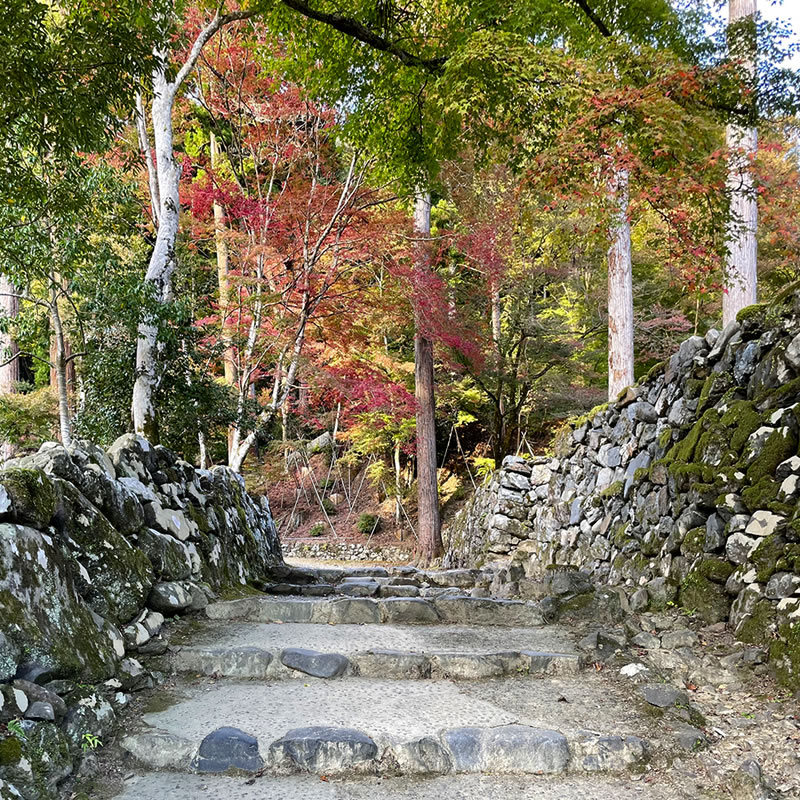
679,570,731,624
0,469,56,528
746,427,798,484
741,479,781,514
696,556,734,584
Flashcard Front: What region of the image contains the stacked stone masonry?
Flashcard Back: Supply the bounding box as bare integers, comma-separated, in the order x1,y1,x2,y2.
445,296,800,689
0,434,282,798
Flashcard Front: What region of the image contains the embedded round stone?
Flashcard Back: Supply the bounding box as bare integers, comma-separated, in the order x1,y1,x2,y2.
279,648,349,679
193,726,263,773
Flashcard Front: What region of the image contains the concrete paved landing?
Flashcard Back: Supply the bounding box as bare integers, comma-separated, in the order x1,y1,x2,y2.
116,772,689,799
143,673,645,743
189,621,576,655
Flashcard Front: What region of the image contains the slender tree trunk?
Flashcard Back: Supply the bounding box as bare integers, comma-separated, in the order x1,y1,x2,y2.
413,190,442,564
50,281,72,447
211,131,238,387
132,76,180,442
723,0,758,328
131,11,242,440
607,164,635,401
0,275,19,461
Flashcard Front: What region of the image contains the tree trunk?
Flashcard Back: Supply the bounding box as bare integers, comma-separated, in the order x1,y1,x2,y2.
50,280,72,447
723,0,758,328
132,77,180,441
413,190,442,564
211,131,238,388
607,164,635,401
0,274,19,461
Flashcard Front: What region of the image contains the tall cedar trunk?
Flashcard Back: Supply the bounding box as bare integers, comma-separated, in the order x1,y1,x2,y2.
413,190,442,563
607,164,635,401
723,0,758,328
132,76,180,442
0,275,19,461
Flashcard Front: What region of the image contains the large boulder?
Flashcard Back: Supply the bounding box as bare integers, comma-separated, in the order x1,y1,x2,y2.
0,524,120,681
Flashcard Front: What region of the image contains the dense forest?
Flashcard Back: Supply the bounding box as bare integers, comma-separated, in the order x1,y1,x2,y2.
1,0,799,562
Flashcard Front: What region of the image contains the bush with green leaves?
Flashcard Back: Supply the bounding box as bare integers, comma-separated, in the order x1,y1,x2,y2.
357,513,381,536
309,523,325,537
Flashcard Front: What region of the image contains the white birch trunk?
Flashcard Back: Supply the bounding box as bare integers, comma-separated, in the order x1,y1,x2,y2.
607,165,635,401
132,72,180,441
132,10,245,440
723,0,758,328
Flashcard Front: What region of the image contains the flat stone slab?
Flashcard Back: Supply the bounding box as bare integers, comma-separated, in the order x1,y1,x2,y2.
270,726,378,774
442,725,569,774
116,772,691,799
206,596,543,627
280,649,350,679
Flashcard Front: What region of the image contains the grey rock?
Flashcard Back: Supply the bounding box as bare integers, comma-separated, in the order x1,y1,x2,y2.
389,737,452,775
270,726,378,774
148,581,193,614
12,680,66,720
573,733,650,772
673,725,708,752
430,653,506,680
121,731,196,770
280,648,349,679
380,598,440,624
327,598,381,625
660,630,699,650
175,647,273,679
640,684,689,709
631,632,661,649
764,572,800,600
193,726,263,773
338,579,380,598
441,725,569,774
350,650,430,679
433,596,542,627
24,701,54,722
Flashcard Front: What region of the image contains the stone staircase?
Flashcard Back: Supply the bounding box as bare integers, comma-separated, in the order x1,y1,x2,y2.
114,565,694,799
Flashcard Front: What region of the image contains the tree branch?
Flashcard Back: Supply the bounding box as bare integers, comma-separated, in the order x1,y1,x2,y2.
279,0,447,72
569,0,612,38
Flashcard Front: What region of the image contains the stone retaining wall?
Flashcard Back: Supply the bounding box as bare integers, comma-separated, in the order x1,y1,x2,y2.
283,539,412,563
0,434,282,798
445,294,800,688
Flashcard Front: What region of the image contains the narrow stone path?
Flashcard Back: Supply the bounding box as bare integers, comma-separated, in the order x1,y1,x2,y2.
111,564,701,797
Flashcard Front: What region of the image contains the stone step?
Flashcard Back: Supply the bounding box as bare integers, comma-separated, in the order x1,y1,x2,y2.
120,675,655,779
276,565,491,591
115,772,687,800
206,595,543,627
171,620,579,680
172,644,581,680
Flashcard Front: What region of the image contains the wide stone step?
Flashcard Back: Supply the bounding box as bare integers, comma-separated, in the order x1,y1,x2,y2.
206,595,543,627
173,645,581,680
120,675,654,778
115,772,687,799
173,621,579,680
